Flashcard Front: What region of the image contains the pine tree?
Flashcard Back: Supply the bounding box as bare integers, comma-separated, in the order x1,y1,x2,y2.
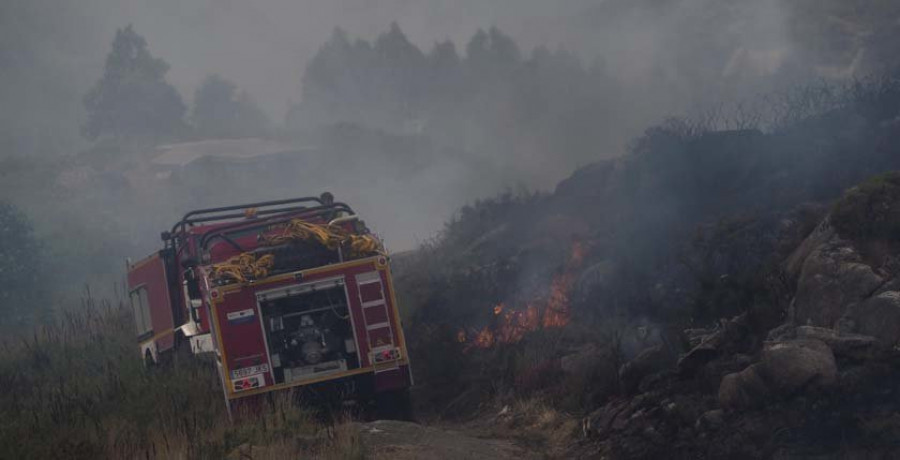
192,74,270,139
82,25,187,144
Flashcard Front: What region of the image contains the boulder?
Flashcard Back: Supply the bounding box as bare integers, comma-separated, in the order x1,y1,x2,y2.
766,322,797,341
841,291,900,347
792,241,883,328
759,339,836,395
718,339,837,411
695,409,725,430
795,325,878,359
619,344,675,394
586,398,634,437
678,313,749,376
718,363,770,411
785,220,835,279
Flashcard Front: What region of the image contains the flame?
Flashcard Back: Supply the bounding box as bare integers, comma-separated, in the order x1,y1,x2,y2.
496,304,540,344
472,327,495,348
459,241,585,351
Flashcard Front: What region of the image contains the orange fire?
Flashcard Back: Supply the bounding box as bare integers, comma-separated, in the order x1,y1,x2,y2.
457,330,467,343
459,241,585,350
472,327,495,348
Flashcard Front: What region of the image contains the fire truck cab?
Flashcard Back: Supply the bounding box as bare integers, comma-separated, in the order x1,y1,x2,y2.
126,194,412,412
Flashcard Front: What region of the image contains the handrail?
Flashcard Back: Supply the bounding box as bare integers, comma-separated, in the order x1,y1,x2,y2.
168,196,326,238
328,215,359,226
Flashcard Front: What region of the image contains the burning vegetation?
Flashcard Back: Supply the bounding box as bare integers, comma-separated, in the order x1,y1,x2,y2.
458,241,586,350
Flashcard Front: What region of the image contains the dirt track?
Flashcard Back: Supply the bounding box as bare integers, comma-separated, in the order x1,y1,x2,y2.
354,420,542,460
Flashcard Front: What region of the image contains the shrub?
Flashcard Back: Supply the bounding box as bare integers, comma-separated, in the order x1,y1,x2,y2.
0,201,45,330
831,171,900,243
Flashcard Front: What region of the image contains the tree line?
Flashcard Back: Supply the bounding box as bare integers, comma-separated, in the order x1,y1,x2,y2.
83,23,629,167
82,25,271,145
289,23,625,165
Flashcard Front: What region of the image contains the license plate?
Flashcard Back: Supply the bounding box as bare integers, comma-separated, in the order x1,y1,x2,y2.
231,363,270,379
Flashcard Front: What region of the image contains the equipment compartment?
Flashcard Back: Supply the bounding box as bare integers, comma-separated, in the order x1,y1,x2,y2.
258,279,360,384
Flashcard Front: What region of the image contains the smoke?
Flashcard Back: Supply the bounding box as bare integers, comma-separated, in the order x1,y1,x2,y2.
93,0,797,123
1,0,896,289
2,0,799,124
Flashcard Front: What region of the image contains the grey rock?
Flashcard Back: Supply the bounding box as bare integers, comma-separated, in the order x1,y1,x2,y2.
792,241,883,328
760,339,837,394
678,313,748,375
795,325,878,358
842,291,900,347
718,339,837,411
719,363,770,411
766,323,797,341
695,409,725,430
785,220,835,280
619,344,675,394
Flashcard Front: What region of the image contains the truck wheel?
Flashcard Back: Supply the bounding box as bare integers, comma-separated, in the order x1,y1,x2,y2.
375,388,413,421
144,349,156,368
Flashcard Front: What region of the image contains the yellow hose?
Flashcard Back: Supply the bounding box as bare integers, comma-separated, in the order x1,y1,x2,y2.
209,219,383,284
263,218,384,257
210,253,274,284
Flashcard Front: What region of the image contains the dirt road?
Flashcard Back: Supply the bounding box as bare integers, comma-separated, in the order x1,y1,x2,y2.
353,420,543,459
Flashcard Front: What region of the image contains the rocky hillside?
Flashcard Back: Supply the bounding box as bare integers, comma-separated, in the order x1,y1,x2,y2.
396,78,900,457
579,173,900,458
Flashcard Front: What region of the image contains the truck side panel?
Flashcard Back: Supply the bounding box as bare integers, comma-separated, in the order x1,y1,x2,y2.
127,253,176,357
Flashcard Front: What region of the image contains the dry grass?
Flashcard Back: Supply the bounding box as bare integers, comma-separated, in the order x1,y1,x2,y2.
488,397,579,458
0,292,369,459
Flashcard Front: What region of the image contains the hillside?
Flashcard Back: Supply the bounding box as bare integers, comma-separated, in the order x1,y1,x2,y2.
395,77,900,457
3,77,900,458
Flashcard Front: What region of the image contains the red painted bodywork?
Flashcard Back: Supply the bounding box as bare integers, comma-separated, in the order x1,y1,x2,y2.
127,254,176,355
207,255,412,400
127,198,412,405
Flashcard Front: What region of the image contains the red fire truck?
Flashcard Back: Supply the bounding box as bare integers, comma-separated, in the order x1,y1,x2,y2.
126,194,412,413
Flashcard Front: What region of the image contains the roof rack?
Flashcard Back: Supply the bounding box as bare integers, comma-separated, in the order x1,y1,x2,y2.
166,194,334,240
199,202,355,252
